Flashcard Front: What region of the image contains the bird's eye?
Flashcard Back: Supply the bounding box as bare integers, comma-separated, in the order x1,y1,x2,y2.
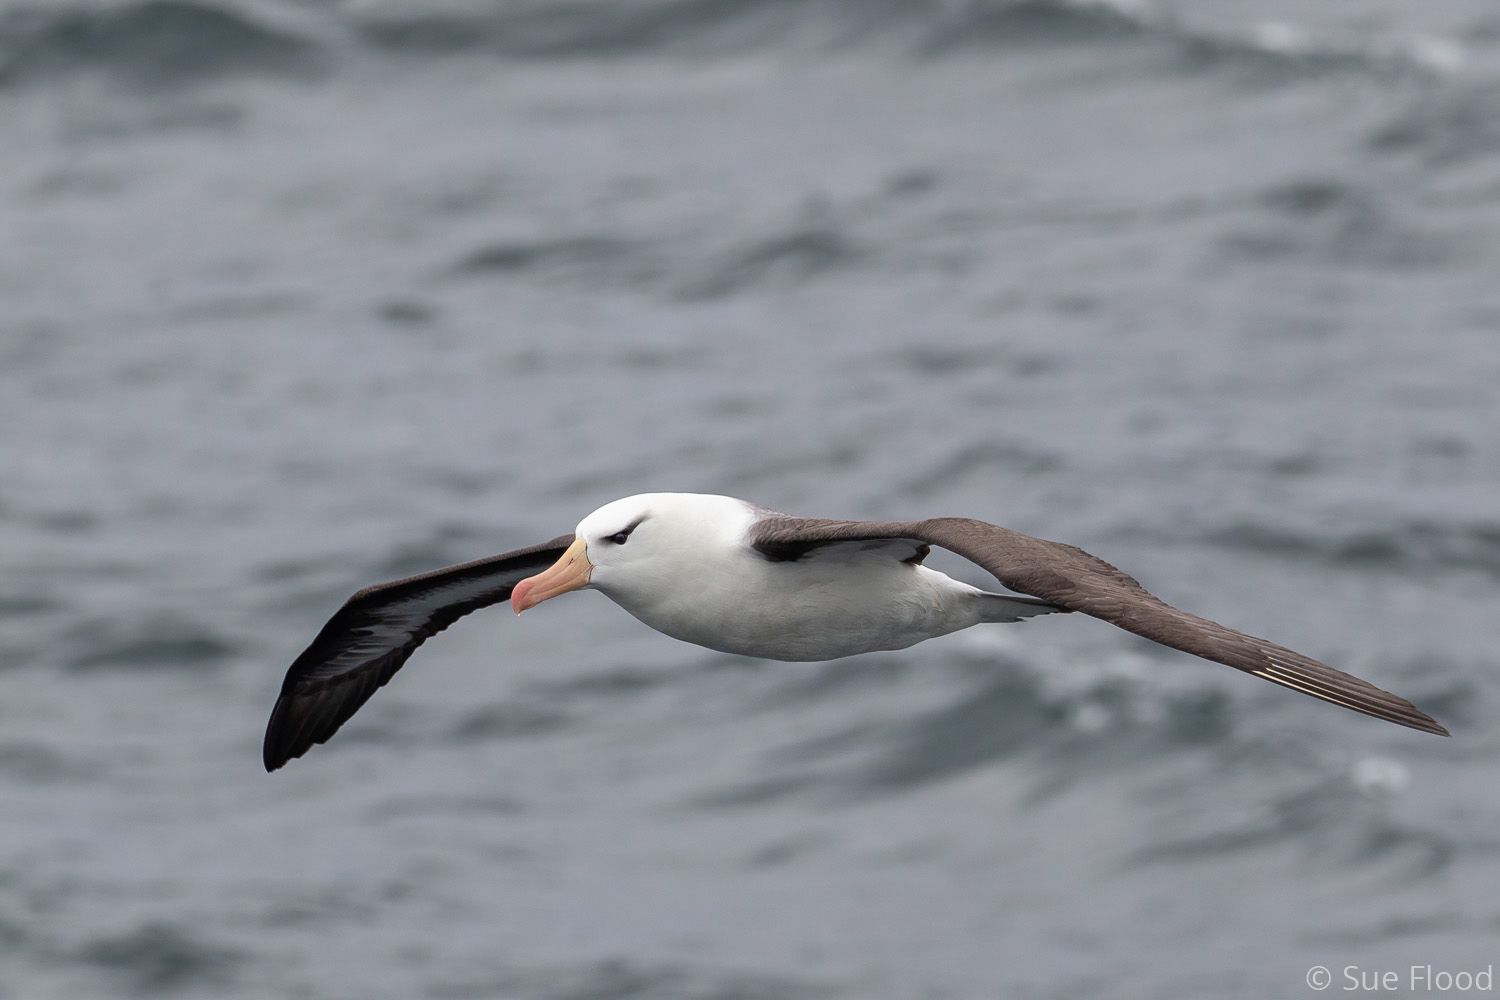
602,517,645,545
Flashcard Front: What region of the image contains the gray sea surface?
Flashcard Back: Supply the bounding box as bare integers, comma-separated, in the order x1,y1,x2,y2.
3,0,1499,997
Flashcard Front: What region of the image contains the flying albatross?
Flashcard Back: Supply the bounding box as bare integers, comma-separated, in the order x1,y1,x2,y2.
263,492,1447,769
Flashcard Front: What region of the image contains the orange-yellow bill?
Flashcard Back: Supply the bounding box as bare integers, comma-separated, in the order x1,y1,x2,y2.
511,536,591,613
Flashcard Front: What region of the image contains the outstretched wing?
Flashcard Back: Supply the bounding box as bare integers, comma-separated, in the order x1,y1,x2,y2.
264,534,574,771
750,515,1448,737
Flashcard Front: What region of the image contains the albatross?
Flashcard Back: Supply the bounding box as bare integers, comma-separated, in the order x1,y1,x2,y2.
263,492,1447,770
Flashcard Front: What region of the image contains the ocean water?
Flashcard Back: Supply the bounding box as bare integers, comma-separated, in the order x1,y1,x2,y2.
2,1,1499,997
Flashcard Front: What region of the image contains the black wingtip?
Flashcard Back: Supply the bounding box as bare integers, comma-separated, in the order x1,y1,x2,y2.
262,691,320,772
263,742,311,773
263,743,294,772
262,699,295,772
263,737,313,772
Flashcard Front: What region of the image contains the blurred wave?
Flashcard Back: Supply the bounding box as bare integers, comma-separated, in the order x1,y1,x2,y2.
75,922,245,996
0,740,104,783
61,614,238,672
0,1,322,88
1218,177,1462,270
1201,518,1500,578
432,957,831,1000
0,0,1466,88
1129,767,1458,876
353,0,1464,81
1370,81,1500,163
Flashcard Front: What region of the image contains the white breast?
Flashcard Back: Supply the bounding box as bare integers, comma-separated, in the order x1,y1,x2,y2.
601,535,990,661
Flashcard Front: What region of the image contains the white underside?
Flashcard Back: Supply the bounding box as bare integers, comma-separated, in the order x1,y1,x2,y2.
594,539,1049,662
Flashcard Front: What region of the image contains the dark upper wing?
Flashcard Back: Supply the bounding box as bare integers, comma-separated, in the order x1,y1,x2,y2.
751,516,1448,737
263,534,574,771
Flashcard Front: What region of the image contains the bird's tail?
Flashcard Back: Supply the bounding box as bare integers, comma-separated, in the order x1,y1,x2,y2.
975,592,1069,623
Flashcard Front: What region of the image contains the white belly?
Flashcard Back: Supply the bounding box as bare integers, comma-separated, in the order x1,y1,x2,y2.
597,553,987,662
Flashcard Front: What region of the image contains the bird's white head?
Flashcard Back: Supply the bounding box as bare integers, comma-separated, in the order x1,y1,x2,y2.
510,493,756,614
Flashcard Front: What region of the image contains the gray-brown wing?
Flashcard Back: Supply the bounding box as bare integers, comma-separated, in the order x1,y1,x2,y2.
263,534,574,771
751,516,1448,737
